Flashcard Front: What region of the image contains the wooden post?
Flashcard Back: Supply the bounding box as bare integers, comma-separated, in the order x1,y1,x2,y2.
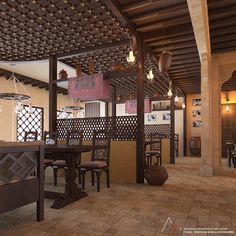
183,96,187,156
105,102,109,117
49,55,57,133
170,83,175,164
112,86,116,117
136,37,145,183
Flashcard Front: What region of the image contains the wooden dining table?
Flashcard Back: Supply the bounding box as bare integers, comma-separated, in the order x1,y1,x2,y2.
44,144,103,209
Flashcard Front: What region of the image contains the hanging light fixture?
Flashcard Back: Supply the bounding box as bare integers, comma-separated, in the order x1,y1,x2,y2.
167,80,172,98
182,103,186,109
159,51,172,73
0,65,31,115
127,49,135,64
60,98,84,118
147,69,154,82
174,90,179,103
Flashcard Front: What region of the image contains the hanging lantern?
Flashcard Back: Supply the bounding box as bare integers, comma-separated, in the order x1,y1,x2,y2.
226,104,230,112
127,50,135,64
147,69,154,82
182,103,186,109
159,51,172,72
167,80,172,98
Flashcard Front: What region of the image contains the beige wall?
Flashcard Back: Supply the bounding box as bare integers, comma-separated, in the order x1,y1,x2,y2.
0,76,78,141
186,94,201,156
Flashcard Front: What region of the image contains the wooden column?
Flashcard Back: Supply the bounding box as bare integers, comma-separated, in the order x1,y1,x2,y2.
105,102,109,117
183,96,187,156
49,55,57,133
136,37,145,183
170,84,175,164
112,86,116,117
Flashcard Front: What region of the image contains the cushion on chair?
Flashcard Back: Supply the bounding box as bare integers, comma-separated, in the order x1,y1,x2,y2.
52,160,66,166
80,161,107,169
146,150,161,155
44,159,53,165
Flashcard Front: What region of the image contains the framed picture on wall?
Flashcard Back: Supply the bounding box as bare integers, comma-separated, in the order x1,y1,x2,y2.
193,120,202,128
162,113,171,121
147,114,156,122
192,98,201,106
192,110,201,117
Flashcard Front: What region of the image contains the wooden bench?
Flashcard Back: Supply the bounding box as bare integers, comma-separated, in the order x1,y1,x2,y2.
0,145,44,221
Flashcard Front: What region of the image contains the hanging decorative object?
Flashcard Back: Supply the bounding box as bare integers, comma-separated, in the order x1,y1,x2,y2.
125,99,151,114
58,69,68,80
88,61,94,75
167,80,173,98
147,69,154,82
182,103,186,109
68,74,110,101
60,99,84,119
158,51,172,72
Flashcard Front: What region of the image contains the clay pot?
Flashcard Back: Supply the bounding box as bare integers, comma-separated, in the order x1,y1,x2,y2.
158,51,172,72
58,69,68,80
111,64,123,71
144,165,168,186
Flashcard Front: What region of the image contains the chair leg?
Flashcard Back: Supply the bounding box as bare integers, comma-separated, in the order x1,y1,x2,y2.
95,171,101,192
105,169,110,188
91,171,95,186
160,156,162,166
76,167,81,184
150,155,153,166
81,169,86,190
53,168,58,186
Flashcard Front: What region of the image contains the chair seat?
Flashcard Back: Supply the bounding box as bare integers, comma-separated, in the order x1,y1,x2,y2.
52,160,66,167
44,159,54,165
146,150,161,155
80,161,107,169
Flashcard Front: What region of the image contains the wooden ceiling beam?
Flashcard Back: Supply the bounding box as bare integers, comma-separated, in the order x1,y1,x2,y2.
121,0,155,12
147,34,195,47
153,42,197,52
142,23,193,42
57,39,130,60
137,15,190,32
131,3,187,23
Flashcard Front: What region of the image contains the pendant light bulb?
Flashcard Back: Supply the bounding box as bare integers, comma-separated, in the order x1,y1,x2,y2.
127,50,135,64
226,104,230,112
147,69,154,82
182,103,186,109
174,94,179,103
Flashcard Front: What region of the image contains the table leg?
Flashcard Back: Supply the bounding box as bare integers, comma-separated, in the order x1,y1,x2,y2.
48,153,87,209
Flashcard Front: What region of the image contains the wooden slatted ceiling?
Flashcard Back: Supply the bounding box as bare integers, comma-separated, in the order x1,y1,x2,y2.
208,0,236,54
0,0,129,61
118,0,201,95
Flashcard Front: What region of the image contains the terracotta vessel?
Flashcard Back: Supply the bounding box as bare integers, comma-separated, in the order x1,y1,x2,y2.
158,51,172,72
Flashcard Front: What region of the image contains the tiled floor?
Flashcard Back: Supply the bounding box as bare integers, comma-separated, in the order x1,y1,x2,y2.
1,157,236,235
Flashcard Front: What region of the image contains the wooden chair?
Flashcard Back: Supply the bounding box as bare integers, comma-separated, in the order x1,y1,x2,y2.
52,130,83,186
43,131,58,172
145,133,162,166
0,145,44,221
80,130,111,192
175,134,179,157
24,131,38,142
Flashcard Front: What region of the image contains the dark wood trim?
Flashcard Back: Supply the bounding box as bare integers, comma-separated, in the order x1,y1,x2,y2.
170,83,175,164
105,102,109,117
57,39,130,59
183,96,187,156
136,37,145,183
112,86,117,117
49,55,57,133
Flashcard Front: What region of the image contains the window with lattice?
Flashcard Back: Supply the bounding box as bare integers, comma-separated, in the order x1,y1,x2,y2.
17,105,44,142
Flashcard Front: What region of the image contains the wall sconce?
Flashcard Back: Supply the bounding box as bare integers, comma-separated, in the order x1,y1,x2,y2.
127,50,135,64
225,92,230,112
147,69,154,82
226,104,230,112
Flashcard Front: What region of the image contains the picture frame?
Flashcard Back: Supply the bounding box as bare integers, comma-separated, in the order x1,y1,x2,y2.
192,98,201,106
147,114,156,122
162,113,171,121
192,110,201,117
193,120,202,128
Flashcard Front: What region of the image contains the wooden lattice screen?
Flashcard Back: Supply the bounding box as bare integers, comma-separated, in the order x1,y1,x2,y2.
56,116,138,141
144,124,171,138
17,105,44,142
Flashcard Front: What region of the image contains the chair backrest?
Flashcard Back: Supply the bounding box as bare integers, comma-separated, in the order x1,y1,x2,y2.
174,133,179,151
92,130,111,165
150,133,162,152
24,131,38,142
66,130,83,146
44,131,58,145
